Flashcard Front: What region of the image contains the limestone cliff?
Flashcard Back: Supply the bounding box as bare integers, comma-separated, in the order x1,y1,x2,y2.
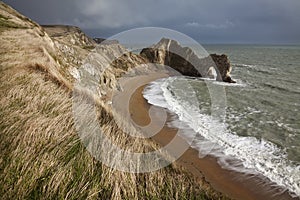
140,38,236,83
210,53,235,83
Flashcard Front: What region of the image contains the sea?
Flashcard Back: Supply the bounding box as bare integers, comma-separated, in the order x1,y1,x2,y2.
142,45,300,197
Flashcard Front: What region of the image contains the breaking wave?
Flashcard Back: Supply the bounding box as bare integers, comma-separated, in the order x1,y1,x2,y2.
143,77,300,197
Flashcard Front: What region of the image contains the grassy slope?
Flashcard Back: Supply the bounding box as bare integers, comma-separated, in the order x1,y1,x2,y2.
0,2,229,199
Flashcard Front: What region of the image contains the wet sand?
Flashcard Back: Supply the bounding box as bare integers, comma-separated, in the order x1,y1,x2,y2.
115,73,298,200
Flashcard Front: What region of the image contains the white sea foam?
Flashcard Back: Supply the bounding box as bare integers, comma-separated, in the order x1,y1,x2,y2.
143,77,300,197
211,79,247,87
233,63,257,69
191,76,247,87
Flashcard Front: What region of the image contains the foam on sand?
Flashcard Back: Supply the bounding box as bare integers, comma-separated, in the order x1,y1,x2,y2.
143,77,300,197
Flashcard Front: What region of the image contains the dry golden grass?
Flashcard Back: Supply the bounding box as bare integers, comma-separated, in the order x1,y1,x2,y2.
0,2,230,199
0,64,227,200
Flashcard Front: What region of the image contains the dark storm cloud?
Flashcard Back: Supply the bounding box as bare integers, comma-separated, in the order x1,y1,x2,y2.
3,0,300,44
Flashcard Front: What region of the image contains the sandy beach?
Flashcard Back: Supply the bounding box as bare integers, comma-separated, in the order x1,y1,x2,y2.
114,72,297,200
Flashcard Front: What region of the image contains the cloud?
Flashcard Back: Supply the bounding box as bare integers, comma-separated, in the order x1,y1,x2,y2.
186,20,235,29
3,0,300,43
73,0,192,29
74,0,149,28
186,22,200,27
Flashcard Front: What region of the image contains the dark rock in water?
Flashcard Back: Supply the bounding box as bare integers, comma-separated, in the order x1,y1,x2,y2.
140,38,235,83
210,54,236,83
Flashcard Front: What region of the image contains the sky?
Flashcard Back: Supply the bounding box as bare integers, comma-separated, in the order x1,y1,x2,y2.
3,0,300,44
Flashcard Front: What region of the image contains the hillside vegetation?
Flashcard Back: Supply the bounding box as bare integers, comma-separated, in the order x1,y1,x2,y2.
0,2,228,199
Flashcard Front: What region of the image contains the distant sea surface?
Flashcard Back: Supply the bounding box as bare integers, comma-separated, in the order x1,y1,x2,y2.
143,45,300,197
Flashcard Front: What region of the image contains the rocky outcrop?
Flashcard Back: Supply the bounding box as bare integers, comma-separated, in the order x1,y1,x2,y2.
210,54,235,83
42,25,96,47
94,38,119,45
140,38,235,83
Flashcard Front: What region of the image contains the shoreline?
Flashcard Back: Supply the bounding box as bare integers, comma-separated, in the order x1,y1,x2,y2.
114,73,297,200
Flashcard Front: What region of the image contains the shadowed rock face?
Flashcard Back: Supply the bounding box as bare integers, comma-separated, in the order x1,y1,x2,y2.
140,38,236,83
210,54,236,83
